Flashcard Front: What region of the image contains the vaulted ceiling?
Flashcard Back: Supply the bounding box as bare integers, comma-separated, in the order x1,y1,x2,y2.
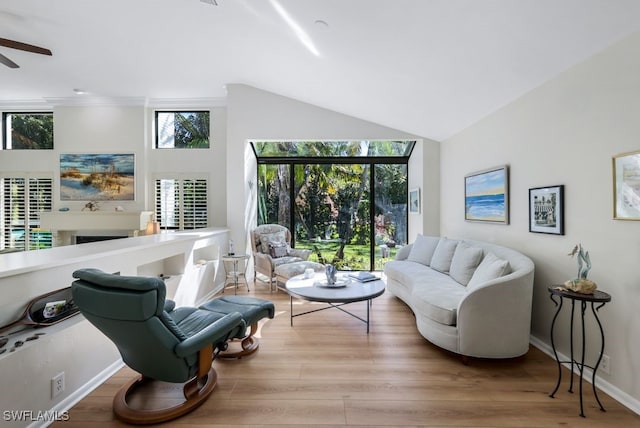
2,0,640,141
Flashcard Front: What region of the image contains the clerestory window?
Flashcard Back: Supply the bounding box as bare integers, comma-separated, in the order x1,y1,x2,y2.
155,111,210,149
2,112,54,150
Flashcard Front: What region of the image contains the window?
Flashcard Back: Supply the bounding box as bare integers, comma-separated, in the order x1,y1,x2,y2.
253,140,414,271
2,112,54,149
155,111,210,149
1,176,53,251
155,177,208,230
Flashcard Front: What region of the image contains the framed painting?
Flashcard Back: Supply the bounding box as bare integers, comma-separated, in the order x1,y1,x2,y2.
60,153,135,201
464,165,509,224
529,185,564,234
613,150,640,220
409,188,420,214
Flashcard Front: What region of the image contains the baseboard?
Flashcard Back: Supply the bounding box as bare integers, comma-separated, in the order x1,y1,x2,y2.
530,335,640,416
30,359,125,428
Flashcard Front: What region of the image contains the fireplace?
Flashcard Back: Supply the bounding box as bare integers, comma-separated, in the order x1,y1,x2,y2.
39,211,153,246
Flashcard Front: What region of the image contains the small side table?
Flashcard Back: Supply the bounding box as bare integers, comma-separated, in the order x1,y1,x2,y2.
548,285,611,417
222,254,250,295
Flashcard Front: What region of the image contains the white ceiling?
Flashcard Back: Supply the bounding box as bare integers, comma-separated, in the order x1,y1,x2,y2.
2,0,640,141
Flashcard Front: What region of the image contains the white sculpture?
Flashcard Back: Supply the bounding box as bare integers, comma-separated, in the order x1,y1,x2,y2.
564,244,597,294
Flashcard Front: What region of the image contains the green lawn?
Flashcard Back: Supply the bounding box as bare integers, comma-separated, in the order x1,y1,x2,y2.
296,239,400,271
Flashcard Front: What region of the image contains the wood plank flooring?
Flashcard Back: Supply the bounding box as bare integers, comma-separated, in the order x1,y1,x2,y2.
53,283,640,427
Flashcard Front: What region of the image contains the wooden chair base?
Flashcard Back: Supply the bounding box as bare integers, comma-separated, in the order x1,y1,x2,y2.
218,322,260,359
112,367,217,425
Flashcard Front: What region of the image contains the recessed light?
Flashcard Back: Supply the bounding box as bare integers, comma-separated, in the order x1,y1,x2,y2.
314,19,329,29
73,88,88,95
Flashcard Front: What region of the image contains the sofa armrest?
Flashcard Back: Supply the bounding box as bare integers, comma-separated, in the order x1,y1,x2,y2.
395,244,413,261
289,248,311,260
456,270,534,358
253,251,275,270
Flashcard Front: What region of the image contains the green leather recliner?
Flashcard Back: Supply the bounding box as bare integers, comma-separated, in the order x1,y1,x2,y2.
71,268,246,425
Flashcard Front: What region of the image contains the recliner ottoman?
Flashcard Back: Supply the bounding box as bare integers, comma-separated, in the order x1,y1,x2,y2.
199,295,274,358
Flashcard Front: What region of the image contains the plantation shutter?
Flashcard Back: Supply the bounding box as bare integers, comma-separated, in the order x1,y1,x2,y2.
27,178,53,249
155,178,207,230
1,177,52,251
2,178,26,251
182,179,208,229
155,179,179,229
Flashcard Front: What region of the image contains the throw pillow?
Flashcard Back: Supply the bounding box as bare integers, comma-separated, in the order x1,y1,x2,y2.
268,241,289,258
429,238,459,273
406,235,440,266
449,241,484,285
260,231,286,253
467,252,510,291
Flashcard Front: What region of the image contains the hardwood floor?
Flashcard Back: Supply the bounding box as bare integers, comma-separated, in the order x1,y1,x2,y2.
54,283,640,427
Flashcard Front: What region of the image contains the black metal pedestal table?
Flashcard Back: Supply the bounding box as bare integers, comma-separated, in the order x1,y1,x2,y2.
548,286,611,417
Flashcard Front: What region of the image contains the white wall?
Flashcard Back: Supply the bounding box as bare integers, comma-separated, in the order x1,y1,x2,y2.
441,31,640,407
0,104,228,225
225,84,439,259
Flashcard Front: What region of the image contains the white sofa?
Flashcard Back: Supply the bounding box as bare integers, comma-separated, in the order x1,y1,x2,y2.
383,235,535,359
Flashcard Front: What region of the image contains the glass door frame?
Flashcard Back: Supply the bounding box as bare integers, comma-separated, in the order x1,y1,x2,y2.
256,155,409,271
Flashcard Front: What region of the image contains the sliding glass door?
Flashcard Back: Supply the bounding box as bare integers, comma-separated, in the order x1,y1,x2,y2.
254,140,414,271
293,163,371,270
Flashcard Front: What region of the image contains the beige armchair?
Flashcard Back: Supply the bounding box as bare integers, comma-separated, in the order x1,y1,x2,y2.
251,224,312,290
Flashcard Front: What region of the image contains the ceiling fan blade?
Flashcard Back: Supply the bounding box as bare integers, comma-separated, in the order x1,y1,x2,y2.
0,52,19,68
0,38,52,56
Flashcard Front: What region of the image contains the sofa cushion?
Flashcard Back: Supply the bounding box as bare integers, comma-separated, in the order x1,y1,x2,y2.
406,235,440,266
429,238,459,273
467,252,510,291
411,279,467,326
449,242,484,285
384,260,433,290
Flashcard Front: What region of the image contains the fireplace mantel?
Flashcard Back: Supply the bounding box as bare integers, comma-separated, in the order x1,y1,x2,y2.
40,211,154,245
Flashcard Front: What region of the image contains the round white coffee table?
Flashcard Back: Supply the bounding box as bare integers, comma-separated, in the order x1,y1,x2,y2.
285,272,385,333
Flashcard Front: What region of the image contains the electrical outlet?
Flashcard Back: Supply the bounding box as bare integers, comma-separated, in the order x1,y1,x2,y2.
600,354,610,374
51,372,65,398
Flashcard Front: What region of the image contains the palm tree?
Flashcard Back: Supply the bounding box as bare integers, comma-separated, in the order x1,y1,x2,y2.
174,112,210,148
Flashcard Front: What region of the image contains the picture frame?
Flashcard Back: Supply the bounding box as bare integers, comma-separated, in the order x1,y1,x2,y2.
409,188,420,214
529,185,564,235
60,153,135,201
613,150,640,220
464,165,509,224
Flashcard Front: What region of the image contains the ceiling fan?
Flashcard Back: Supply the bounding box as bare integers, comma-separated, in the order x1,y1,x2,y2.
0,37,52,69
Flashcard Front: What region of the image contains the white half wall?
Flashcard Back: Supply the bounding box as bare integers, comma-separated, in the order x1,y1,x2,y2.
441,31,640,407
